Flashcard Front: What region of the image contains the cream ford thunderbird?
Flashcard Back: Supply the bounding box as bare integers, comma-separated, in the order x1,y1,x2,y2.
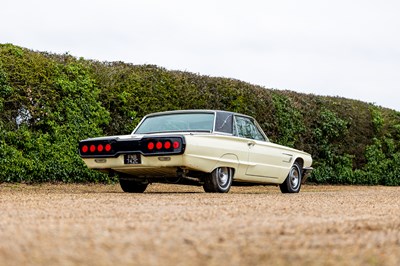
79,110,313,193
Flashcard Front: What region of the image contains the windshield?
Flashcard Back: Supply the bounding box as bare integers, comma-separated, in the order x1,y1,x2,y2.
134,113,215,134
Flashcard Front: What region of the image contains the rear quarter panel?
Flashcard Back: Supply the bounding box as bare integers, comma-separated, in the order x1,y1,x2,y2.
183,134,245,173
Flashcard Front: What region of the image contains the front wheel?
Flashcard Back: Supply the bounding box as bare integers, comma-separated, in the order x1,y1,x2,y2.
203,167,233,193
279,162,302,193
119,179,148,193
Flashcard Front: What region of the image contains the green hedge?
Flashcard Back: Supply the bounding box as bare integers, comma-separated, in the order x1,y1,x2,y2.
1,44,399,185
0,44,110,182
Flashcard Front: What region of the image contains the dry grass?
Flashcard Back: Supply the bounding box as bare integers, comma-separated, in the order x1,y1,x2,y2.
0,183,399,266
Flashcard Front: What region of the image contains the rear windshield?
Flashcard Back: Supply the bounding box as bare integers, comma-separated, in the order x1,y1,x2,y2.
134,113,215,134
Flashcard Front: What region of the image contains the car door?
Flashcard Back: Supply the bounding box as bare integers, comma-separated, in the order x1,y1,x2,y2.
234,116,291,180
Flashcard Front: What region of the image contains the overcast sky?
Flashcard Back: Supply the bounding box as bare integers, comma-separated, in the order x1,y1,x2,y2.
2,0,400,111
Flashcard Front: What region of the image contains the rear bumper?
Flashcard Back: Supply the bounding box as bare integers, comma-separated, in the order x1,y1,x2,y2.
81,152,216,178
82,154,184,169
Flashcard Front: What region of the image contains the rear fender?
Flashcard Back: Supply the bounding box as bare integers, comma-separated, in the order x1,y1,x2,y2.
212,153,239,177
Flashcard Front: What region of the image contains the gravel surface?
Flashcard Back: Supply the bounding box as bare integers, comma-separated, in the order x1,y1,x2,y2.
0,184,399,266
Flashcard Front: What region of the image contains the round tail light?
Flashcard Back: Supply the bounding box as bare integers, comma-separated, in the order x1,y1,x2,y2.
156,142,163,150
173,141,180,149
97,144,104,152
105,144,112,152
148,142,155,150
82,145,88,153
164,141,171,149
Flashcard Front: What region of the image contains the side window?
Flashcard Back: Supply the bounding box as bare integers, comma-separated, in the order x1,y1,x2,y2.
234,116,265,141
215,112,233,134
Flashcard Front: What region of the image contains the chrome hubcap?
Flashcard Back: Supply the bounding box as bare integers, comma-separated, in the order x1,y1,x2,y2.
289,166,300,189
217,167,230,187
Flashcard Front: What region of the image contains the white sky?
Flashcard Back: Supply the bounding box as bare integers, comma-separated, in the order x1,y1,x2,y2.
2,0,400,111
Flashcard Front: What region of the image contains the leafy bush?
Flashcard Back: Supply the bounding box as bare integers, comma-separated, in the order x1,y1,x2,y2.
1,43,399,185
0,44,112,183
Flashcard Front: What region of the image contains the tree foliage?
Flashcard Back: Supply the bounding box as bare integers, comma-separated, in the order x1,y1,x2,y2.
1,44,399,185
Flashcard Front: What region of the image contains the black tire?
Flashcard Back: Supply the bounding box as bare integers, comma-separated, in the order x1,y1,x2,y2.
119,179,148,193
279,162,302,193
203,167,233,193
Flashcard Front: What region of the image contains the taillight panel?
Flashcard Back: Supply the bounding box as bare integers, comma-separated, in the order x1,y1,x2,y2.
79,135,185,158
143,137,184,155
79,140,116,157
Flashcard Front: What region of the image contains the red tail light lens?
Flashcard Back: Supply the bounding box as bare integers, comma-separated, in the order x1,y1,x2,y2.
82,145,88,153
156,142,163,150
90,145,96,152
173,141,180,149
97,144,104,152
148,142,155,150
105,144,112,152
164,141,171,149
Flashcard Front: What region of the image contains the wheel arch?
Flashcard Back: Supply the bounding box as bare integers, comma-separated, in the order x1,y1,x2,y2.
211,153,239,177
294,157,304,168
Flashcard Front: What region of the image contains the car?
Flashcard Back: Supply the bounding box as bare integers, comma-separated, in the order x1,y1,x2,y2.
79,110,313,193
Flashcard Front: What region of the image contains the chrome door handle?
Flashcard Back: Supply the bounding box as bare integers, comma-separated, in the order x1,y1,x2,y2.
247,141,256,147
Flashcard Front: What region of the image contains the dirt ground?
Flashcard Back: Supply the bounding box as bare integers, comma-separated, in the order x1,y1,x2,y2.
0,183,399,266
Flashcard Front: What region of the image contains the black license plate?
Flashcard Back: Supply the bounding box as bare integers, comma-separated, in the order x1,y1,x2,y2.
124,154,141,165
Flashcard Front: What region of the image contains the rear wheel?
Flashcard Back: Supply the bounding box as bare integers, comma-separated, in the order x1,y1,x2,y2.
119,179,148,193
279,162,302,193
203,167,233,193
